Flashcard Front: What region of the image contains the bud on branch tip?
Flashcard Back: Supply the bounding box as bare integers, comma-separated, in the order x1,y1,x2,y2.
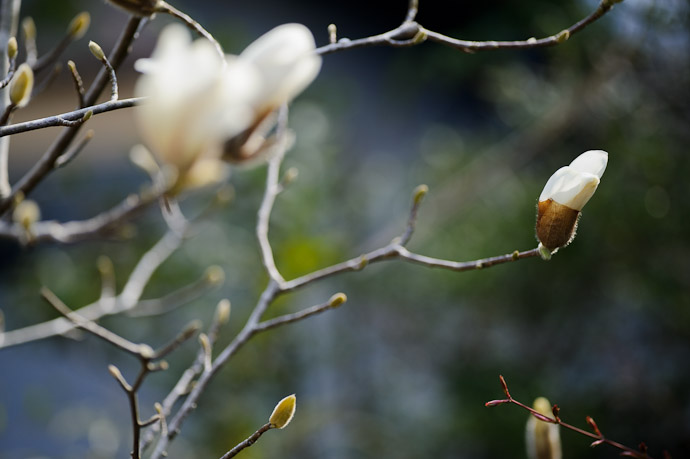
328,293,347,308
269,394,296,429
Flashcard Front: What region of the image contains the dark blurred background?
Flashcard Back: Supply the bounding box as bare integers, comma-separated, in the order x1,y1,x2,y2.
1,0,689,457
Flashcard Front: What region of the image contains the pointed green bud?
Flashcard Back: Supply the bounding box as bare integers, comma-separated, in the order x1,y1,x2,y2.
9,63,34,108
269,394,296,429
555,29,570,43
82,110,93,122
88,41,105,60
7,37,17,59
328,292,347,308
413,184,429,206
68,12,91,39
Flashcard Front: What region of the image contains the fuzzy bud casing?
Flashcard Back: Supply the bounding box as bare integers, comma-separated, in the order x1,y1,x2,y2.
525,397,562,459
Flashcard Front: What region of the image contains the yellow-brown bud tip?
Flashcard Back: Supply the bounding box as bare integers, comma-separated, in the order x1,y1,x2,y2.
9,63,34,108
328,292,347,308
7,37,17,59
413,184,429,206
88,41,105,60
82,110,93,122
269,394,296,429
68,12,91,39
97,255,114,276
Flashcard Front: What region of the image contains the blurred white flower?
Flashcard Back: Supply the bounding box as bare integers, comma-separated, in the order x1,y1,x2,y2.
134,23,321,190
525,397,562,459
536,150,608,252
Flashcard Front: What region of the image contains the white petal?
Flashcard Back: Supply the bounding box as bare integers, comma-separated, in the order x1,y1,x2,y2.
240,23,321,110
539,166,600,210
568,150,608,179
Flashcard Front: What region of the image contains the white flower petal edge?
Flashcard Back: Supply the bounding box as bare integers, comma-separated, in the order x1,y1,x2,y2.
240,23,322,113
539,150,608,211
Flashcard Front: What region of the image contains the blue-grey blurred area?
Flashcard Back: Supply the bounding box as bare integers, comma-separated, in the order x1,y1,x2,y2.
1,0,689,457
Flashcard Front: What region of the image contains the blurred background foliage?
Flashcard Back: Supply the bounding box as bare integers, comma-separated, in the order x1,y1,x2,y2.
1,0,689,457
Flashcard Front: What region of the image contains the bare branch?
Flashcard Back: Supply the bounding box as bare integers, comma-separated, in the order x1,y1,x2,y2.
67,60,86,108
0,97,142,138
254,294,346,333
316,1,617,55
0,229,183,349
219,423,272,459
155,1,224,60
486,375,657,459
0,16,145,217
40,287,147,357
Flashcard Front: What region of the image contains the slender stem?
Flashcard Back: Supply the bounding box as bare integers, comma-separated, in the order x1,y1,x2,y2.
256,154,286,285
0,0,20,199
0,16,145,216
219,423,272,459
0,97,142,137
156,1,224,60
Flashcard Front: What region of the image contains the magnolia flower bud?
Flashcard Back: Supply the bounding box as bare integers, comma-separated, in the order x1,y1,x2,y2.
9,63,34,108
536,150,608,252
269,394,296,429
13,199,40,229
7,37,17,59
67,12,90,39
525,397,562,459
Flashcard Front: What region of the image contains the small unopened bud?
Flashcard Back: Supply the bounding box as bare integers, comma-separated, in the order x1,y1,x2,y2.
536,151,607,252
68,12,90,39
328,24,337,43
7,37,17,59
204,265,225,286
22,17,36,41
9,63,34,108
328,292,347,308
283,167,299,185
555,29,570,43
525,397,561,459
138,344,155,359
269,394,296,429
13,199,40,229
82,110,93,122
88,41,105,60
108,364,123,379
215,299,231,325
105,0,161,17
413,184,429,206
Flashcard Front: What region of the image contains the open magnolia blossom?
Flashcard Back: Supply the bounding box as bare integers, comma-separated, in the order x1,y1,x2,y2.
536,150,608,252
134,23,321,190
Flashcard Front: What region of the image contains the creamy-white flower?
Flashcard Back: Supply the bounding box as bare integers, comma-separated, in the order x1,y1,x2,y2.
539,150,608,211
240,23,322,115
525,397,561,459
134,23,321,188
536,150,608,252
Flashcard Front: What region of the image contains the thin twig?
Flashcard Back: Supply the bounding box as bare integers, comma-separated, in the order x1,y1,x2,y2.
0,16,145,217
253,297,342,333
316,0,617,55
67,60,86,108
40,287,146,357
0,229,183,349
155,1,224,60
486,375,656,459
219,423,272,459
55,130,94,168
0,97,142,137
